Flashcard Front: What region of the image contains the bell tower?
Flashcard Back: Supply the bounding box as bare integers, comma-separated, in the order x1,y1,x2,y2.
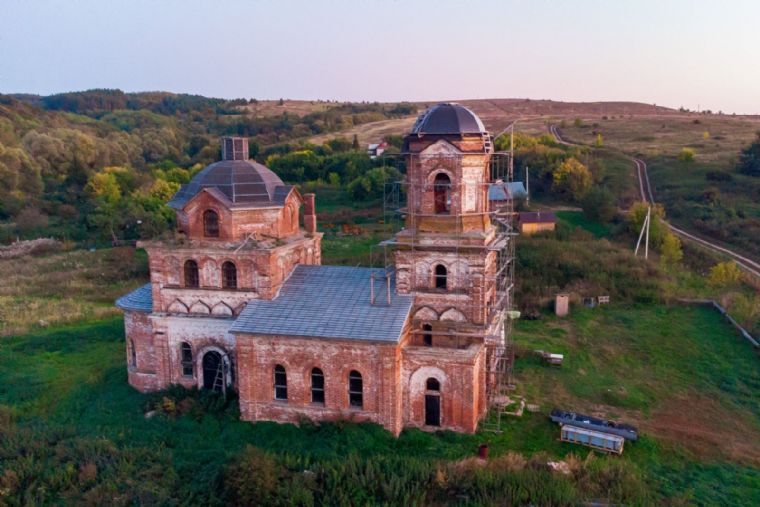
393,104,511,349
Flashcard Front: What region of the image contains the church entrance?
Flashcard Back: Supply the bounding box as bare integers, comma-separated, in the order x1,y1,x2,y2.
425,394,440,426
202,350,224,391
424,377,441,426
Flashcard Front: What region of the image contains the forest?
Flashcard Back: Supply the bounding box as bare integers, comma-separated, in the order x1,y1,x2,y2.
0,91,413,243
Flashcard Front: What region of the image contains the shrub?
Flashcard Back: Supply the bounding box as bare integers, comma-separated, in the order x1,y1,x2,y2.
736,131,760,176
225,446,283,506
706,171,732,182
678,147,695,163
708,261,742,287
582,187,616,223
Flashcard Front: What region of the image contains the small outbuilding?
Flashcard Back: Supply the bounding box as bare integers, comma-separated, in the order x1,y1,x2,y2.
518,211,556,235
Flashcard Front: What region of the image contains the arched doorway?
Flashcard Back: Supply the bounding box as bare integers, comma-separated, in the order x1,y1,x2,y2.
202,350,225,391
425,377,441,426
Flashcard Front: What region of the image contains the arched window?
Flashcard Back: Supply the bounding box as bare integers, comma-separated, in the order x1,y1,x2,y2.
222,261,237,289
184,260,199,287
433,173,451,214
180,342,193,377
274,365,288,400
434,264,447,290
311,367,325,404
426,378,440,391
348,370,363,409
129,339,136,368
422,324,433,347
203,209,219,237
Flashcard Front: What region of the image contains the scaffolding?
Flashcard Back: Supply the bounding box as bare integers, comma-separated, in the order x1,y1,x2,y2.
372,146,517,432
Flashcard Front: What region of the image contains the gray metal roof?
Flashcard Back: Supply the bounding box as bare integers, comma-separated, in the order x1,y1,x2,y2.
489,181,527,201
519,211,556,224
116,283,152,312
168,159,292,210
410,103,487,135
230,265,412,342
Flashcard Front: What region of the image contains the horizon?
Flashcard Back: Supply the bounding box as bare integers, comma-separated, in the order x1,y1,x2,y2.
2,0,759,114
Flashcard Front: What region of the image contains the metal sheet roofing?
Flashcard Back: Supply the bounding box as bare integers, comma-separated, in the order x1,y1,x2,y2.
488,182,527,201
410,103,487,135
167,159,292,210
115,283,153,313
519,211,556,224
230,265,413,342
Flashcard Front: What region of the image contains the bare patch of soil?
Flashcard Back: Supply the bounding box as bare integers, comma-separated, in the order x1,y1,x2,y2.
644,392,760,465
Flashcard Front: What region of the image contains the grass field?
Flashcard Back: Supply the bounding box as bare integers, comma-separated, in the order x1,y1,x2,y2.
1,304,759,504
0,247,148,336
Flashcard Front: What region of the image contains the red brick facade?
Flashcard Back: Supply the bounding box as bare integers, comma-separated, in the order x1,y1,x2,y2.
120,123,503,435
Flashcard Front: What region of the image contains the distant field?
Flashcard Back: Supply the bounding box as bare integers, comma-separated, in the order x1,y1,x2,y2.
308,116,416,146
559,115,760,164
236,99,333,118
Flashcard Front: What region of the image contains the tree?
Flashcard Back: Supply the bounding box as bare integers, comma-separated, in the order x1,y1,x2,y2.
660,232,683,264
737,131,760,176
581,187,615,223
552,157,592,201
708,261,742,287
352,134,360,151
85,172,121,204
15,207,49,236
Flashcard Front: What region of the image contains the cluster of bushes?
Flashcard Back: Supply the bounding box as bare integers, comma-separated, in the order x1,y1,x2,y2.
0,411,648,506
222,446,648,506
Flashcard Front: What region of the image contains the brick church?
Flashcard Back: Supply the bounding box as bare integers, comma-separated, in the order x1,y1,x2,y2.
117,104,513,435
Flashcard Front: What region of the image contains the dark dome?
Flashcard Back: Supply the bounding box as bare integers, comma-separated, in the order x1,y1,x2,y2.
168,159,291,210
410,103,486,135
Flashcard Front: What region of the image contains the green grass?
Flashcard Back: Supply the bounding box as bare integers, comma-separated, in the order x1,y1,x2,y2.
556,210,612,238
1,306,759,504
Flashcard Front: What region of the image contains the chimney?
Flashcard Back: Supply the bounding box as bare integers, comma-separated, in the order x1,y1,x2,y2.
221,137,249,161
303,193,317,234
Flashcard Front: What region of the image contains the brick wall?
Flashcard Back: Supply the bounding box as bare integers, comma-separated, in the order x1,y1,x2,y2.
124,311,159,392
236,334,405,435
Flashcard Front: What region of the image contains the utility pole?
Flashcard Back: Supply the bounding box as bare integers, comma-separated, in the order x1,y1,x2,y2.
634,206,651,259
509,122,514,180
644,206,650,259
525,165,530,205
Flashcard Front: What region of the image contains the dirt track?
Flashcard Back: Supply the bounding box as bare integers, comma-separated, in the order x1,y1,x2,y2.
551,125,760,279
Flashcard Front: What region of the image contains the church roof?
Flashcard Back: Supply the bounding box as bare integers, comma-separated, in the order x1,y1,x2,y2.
410,103,487,135
167,159,292,210
230,265,413,342
115,283,152,312
488,181,527,201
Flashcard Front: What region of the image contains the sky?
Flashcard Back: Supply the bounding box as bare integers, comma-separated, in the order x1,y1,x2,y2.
1,0,759,114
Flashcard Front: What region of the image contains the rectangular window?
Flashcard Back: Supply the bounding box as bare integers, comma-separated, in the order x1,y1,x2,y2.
311,370,325,404
274,366,288,401
181,344,193,377
348,371,363,409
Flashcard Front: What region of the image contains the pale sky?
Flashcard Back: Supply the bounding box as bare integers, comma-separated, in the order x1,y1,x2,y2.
2,0,759,114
